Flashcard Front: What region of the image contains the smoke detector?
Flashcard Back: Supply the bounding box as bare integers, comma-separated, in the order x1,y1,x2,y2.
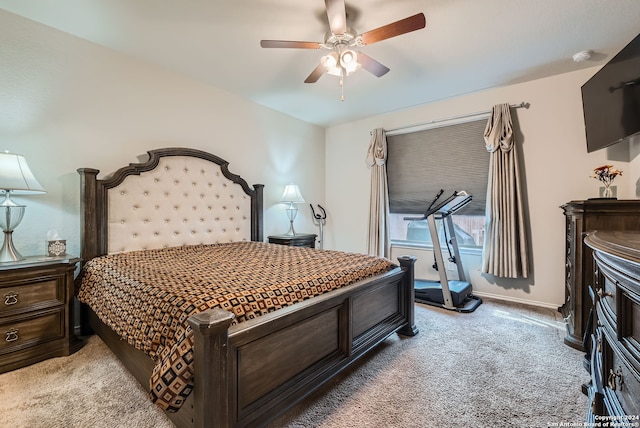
572,50,592,63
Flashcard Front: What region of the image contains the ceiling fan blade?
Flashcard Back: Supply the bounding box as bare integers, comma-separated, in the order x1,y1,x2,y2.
357,52,390,77
260,40,321,49
359,13,426,45
325,0,347,35
304,63,326,83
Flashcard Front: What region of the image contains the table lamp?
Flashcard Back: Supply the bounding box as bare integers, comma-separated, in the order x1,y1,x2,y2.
0,152,46,262
281,183,305,236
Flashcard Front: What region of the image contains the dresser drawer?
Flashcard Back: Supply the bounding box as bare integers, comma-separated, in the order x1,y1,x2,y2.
0,309,64,354
1,278,62,314
598,272,618,320
609,348,640,418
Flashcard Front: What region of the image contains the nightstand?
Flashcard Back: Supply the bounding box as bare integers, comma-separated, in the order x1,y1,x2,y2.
268,234,317,248
0,256,83,373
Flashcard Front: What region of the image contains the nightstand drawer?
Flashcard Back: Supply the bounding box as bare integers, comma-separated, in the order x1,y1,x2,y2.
0,309,64,354
1,278,61,314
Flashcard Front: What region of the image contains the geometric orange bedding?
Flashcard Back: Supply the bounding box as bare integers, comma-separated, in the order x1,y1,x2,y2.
77,241,396,412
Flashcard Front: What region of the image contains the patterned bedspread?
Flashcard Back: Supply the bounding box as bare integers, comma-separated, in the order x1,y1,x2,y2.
77,241,396,412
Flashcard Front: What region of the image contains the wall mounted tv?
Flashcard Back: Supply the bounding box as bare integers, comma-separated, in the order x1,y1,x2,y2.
582,33,640,153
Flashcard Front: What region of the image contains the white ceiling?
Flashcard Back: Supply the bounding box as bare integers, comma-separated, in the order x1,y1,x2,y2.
2,0,640,127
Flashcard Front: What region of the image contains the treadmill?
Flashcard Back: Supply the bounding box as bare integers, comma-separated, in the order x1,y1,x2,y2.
407,190,482,313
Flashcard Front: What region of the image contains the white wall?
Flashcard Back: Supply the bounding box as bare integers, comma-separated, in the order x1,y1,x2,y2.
325,68,634,308
0,10,325,259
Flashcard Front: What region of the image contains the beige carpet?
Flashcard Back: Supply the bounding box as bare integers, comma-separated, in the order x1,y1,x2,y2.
0,299,587,427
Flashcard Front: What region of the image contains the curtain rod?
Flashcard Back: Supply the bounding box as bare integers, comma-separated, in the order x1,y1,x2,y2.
382,102,530,135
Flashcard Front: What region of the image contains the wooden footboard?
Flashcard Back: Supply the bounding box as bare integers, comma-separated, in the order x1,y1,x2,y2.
189,255,416,428
85,256,416,428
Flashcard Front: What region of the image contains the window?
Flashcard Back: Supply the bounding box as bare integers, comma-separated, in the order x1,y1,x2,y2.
386,118,489,248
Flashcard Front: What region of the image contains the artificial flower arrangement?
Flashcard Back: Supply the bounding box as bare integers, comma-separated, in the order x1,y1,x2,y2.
592,164,623,186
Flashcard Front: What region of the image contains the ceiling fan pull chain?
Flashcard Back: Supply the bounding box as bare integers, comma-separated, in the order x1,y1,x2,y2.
340,74,345,101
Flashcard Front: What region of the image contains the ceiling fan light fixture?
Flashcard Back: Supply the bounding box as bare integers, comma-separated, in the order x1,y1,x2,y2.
321,51,338,68
340,49,356,65
340,49,358,68
322,51,343,76
340,49,361,75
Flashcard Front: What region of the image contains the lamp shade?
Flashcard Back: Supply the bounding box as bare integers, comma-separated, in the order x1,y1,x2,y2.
281,183,305,203
0,152,46,194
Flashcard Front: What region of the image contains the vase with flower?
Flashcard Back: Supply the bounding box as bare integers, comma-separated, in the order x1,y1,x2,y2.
592,165,622,198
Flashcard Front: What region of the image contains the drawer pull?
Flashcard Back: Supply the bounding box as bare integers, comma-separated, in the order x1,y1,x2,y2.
4,292,18,306
608,367,624,390
596,288,613,298
5,329,18,343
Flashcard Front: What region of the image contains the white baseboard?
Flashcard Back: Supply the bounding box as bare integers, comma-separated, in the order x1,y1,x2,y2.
471,290,561,310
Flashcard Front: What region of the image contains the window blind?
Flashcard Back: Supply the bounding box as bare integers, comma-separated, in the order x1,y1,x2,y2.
386,118,489,215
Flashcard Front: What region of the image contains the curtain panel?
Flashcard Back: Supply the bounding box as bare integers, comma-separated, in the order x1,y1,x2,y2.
366,128,390,258
483,103,530,278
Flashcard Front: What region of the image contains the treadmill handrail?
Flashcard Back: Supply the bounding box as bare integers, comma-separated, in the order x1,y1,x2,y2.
437,192,472,217
424,191,472,218
402,191,472,221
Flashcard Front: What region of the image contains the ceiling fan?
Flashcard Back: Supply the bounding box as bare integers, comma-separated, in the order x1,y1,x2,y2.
260,0,426,99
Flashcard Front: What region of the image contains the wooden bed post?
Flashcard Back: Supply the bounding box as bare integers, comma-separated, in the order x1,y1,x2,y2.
77,168,100,262
77,168,100,336
187,308,235,428
252,184,264,242
397,255,418,336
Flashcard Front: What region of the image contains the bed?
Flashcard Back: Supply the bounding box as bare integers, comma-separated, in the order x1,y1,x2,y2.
76,147,417,428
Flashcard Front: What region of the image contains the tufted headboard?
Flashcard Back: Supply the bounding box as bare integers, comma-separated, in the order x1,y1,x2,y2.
78,147,263,261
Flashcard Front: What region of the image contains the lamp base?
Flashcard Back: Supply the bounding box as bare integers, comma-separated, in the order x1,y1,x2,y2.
0,230,24,263
285,221,297,236
285,204,298,236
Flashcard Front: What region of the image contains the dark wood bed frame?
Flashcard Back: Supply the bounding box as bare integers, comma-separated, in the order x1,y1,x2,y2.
77,147,417,428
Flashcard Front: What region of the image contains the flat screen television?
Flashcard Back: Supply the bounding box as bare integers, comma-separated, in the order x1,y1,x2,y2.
582,33,640,153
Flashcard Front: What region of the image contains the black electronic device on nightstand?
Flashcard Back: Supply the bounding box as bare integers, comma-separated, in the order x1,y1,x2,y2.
268,234,317,248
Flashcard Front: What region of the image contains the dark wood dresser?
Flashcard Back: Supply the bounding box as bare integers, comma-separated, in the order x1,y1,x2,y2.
560,200,640,350
0,256,83,373
583,230,640,422
268,234,317,248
